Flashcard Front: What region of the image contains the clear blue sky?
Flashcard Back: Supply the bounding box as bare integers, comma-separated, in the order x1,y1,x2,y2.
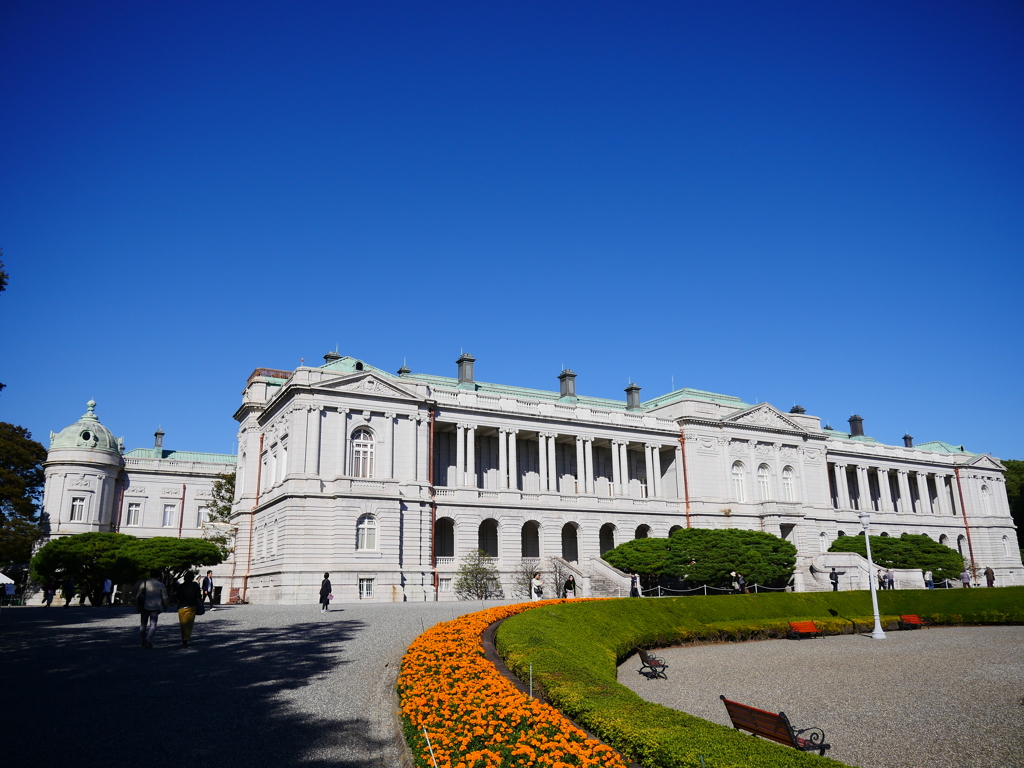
1,2,1022,460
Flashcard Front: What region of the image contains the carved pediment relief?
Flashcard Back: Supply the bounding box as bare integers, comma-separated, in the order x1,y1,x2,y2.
967,454,1004,471
723,404,806,433
319,373,419,401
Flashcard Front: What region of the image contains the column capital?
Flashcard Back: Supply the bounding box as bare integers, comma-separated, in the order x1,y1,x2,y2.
338,408,350,415
384,411,397,420
508,428,519,435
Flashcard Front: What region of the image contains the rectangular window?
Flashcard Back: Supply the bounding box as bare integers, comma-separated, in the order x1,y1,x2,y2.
358,578,374,599
126,503,141,526
196,506,208,528
70,497,85,522
439,578,451,593
163,504,177,527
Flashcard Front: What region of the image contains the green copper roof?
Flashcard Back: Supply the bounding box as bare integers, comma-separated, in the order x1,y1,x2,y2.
915,441,974,455
317,356,746,412
124,448,237,464
49,401,124,454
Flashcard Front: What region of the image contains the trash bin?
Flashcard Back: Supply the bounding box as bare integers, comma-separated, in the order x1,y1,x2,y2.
213,586,223,605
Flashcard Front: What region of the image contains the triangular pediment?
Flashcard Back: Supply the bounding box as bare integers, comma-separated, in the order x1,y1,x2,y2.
723,404,806,433
318,372,420,400
967,454,1004,471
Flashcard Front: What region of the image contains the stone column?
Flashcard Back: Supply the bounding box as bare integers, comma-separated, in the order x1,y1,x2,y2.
875,469,892,512
651,445,663,498
584,438,595,494
949,474,963,516
611,440,623,496
575,436,585,495
674,444,684,499
306,405,322,475
498,428,509,489
339,409,350,476
933,474,949,515
833,463,850,509
897,470,913,513
466,425,476,488
547,433,558,492
856,465,871,511
455,424,466,487
508,430,519,491
915,472,931,514
382,412,395,479
537,433,548,492
619,442,630,497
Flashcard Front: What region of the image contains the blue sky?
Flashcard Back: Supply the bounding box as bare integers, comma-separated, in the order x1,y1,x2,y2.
1,1,1022,460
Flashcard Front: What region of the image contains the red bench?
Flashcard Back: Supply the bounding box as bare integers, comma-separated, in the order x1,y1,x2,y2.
898,614,930,630
788,620,823,639
720,695,831,756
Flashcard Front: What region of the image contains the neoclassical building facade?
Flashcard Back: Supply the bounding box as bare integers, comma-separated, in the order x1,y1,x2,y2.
225,353,1022,603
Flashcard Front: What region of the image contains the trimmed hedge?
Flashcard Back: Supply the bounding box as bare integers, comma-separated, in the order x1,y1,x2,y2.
495,588,1024,768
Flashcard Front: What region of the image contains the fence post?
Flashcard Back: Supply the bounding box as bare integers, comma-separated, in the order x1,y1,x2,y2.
704,585,707,596
658,585,662,597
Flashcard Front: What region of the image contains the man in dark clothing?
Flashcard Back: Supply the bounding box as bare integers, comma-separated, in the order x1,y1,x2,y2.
829,568,839,591
201,570,215,608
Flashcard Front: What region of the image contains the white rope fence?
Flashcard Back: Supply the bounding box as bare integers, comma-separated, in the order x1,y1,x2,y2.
637,583,789,597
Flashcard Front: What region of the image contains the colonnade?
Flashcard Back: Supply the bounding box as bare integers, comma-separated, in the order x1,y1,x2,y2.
829,460,959,515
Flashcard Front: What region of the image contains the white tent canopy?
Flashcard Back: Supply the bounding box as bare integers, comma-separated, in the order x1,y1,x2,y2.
0,573,15,584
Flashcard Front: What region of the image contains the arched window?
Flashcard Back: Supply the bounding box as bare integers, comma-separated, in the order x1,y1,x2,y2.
731,462,746,503
669,525,683,536
981,485,991,514
478,518,499,558
837,530,846,538
356,514,377,550
435,517,455,558
521,521,540,559
351,429,375,478
957,535,966,556
634,524,651,539
1003,536,1010,557
782,466,795,502
599,523,616,555
561,523,579,562
757,464,771,501
880,532,890,537
939,534,950,547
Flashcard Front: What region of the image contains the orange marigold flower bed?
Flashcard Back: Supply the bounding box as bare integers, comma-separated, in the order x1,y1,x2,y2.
398,601,628,768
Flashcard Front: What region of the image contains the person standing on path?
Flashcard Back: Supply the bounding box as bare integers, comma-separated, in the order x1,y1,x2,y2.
201,570,215,608
924,569,934,589
630,574,642,598
319,572,332,612
984,566,995,587
101,577,113,606
960,569,971,588
43,579,56,607
137,569,168,648
829,568,839,591
531,572,543,601
62,578,75,608
885,570,895,590
176,572,202,648
563,575,576,599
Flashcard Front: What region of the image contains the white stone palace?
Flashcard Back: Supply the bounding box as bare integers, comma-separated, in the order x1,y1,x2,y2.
41,354,1022,602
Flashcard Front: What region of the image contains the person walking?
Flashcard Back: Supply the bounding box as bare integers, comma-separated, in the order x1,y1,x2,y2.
960,568,971,588
563,575,577,599
924,569,934,589
530,572,544,601
736,573,747,594
101,577,113,607
629,574,642,598
136,569,168,648
201,570,215,608
62,578,75,608
829,568,839,591
884,570,895,590
319,572,332,612
176,572,202,648
984,566,995,588
877,570,885,591
43,579,56,607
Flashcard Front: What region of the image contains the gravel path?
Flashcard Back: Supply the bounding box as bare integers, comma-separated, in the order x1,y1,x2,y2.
0,599,514,768
618,626,1024,768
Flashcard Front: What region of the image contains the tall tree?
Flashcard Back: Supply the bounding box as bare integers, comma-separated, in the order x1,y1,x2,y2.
119,536,224,584
202,471,236,556
0,423,48,565
30,532,145,603
1001,459,1024,548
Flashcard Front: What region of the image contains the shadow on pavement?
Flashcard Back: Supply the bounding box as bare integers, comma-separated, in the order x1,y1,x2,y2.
2,606,384,768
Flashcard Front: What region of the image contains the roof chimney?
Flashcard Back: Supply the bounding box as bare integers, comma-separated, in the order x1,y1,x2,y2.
558,369,577,402
323,351,342,363
903,433,914,448
153,428,165,458
456,353,476,389
848,415,864,437
625,383,642,411
789,405,806,414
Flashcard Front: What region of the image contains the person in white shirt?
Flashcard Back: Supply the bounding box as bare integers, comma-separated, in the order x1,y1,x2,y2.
136,570,169,648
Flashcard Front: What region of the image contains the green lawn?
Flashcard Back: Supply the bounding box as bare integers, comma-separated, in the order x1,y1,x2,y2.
495,587,1024,768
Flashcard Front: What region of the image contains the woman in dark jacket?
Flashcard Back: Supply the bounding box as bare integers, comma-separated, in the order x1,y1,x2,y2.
176,572,203,648
319,572,332,612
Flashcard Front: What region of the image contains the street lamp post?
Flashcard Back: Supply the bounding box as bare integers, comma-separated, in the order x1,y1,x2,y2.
859,510,887,640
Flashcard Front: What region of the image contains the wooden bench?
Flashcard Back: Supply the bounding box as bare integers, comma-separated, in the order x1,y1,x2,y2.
636,648,668,679
720,695,830,756
898,614,930,630
788,620,823,639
